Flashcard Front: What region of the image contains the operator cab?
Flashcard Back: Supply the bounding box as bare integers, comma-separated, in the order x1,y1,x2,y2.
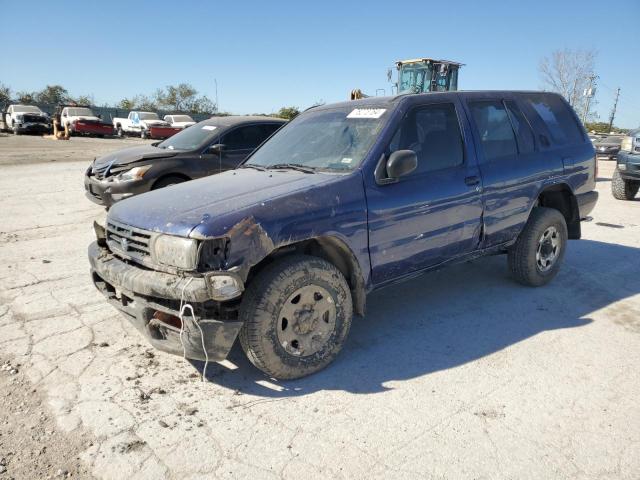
396,58,463,94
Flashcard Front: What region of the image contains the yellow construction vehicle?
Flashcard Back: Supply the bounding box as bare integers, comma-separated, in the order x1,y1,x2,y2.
350,57,464,100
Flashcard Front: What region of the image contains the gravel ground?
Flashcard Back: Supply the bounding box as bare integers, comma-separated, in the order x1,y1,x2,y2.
0,133,153,166
0,136,639,479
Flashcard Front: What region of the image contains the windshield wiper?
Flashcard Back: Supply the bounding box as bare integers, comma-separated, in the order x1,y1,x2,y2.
266,163,316,174
240,164,267,171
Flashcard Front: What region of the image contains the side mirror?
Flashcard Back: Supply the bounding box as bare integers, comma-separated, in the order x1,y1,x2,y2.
386,150,417,179
207,144,224,154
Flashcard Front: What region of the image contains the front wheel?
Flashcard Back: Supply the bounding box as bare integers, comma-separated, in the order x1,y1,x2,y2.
116,126,124,138
141,129,148,139
611,168,639,200
239,255,353,379
508,207,568,287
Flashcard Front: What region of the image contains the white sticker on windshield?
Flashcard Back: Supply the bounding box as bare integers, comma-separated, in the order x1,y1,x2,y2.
202,125,217,131
347,108,386,119
341,158,353,164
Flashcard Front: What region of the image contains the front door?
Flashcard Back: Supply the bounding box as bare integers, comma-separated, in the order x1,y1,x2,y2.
366,99,483,285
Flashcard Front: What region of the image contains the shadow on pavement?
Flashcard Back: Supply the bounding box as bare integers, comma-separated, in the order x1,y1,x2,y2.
191,239,639,396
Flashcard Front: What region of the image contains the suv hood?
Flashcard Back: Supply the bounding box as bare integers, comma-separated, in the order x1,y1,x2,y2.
108,168,340,237
93,145,178,169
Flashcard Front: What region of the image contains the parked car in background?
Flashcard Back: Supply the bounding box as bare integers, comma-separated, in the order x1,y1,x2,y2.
59,105,114,137
593,135,623,160
0,104,51,134
84,115,286,207
113,111,177,139
88,91,597,379
612,129,640,200
164,114,196,129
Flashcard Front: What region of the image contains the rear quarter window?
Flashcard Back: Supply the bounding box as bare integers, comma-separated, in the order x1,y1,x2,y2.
523,94,584,146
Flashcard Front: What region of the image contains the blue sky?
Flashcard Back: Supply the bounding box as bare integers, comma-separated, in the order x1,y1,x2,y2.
2,0,639,127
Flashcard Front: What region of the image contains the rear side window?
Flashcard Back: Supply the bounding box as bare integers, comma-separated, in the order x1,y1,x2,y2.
223,125,265,150
469,101,517,161
523,94,584,146
389,103,464,173
505,100,535,154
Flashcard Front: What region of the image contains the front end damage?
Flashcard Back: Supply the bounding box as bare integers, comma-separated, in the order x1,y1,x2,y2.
88,223,249,362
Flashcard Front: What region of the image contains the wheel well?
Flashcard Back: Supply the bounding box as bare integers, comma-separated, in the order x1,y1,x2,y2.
537,185,580,239
246,237,367,317
151,173,191,189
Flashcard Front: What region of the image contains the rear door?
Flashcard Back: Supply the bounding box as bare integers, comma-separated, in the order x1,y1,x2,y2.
366,98,483,285
464,94,551,246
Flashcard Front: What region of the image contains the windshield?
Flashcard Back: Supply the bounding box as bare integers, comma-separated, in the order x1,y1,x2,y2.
399,64,433,93
14,105,42,113
139,112,160,120
172,115,193,122
157,123,219,150
68,108,94,116
246,106,390,171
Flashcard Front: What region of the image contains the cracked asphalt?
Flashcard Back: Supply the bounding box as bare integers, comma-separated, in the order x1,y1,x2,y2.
1,136,639,479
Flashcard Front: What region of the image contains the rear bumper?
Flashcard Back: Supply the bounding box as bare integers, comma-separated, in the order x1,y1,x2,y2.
576,191,598,219
88,241,243,362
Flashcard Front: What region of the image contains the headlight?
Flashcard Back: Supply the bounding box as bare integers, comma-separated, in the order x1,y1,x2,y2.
620,136,633,152
206,272,244,301
151,234,198,270
114,165,151,182
618,164,627,171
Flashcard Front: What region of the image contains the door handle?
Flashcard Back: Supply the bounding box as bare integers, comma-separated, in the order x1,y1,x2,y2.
465,176,480,186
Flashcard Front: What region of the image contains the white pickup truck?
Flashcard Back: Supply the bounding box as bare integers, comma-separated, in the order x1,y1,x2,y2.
1,104,51,134
113,111,171,138
163,114,196,129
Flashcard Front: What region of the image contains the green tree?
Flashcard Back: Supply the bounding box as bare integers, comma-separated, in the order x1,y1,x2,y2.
36,85,69,105
16,91,36,104
156,83,217,114
275,106,300,120
134,94,158,112
0,83,11,106
118,98,136,110
74,94,94,106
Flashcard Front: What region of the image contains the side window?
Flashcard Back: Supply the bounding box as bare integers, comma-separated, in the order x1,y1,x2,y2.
261,123,282,138
523,94,584,146
388,103,464,173
504,100,535,154
469,101,518,162
222,128,245,150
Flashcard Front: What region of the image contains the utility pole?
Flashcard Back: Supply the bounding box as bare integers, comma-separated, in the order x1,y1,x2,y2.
582,75,598,124
608,87,620,133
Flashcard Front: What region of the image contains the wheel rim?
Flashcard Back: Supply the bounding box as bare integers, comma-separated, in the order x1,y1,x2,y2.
276,285,336,357
536,226,560,272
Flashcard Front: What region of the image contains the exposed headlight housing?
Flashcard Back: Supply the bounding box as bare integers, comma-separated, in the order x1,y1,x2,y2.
114,165,151,182
618,164,627,171
150,234,199,270
205,272,244,301
620,136,633,153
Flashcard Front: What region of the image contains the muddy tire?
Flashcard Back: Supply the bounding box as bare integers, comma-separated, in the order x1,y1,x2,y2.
116,126,124,138
611,168,639,200
141,129,148,139
508,207,568,287
239,255,353,379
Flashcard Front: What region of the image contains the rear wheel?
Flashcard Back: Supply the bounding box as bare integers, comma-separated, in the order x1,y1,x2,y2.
239,255,353,379
152,175,186,189
611,168,639,200
508,207,568,287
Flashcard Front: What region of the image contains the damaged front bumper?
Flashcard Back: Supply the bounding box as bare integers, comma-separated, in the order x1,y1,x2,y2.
88,241,244,362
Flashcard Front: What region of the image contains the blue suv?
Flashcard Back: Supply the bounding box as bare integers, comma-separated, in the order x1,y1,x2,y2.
88,91,598,379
